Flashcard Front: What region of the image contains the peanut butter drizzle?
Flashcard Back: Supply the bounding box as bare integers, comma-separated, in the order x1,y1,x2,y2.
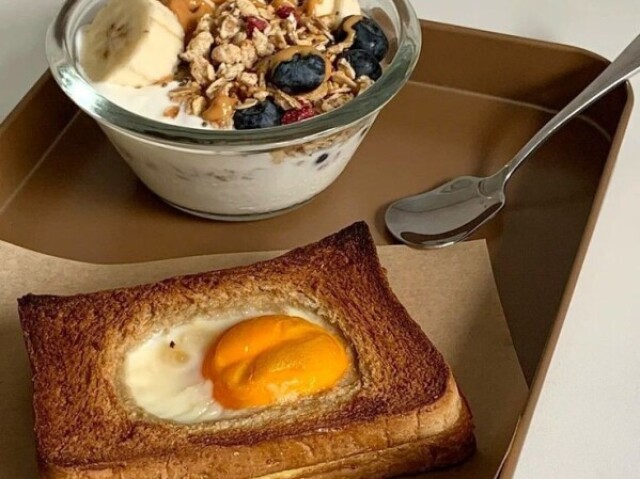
163,0,216,36
341,14,362,43
202,94,238,125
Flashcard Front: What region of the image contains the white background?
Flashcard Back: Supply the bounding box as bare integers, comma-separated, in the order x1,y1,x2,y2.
1,1,640,477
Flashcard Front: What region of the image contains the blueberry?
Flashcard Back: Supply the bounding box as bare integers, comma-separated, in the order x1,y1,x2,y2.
269,52,326,95
335,16,389,62
233,99,283,130
338,50,382,81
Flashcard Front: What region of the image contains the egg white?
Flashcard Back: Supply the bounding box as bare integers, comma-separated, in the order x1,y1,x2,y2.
123,306,328,424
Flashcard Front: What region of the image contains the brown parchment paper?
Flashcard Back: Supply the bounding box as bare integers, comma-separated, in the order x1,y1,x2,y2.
0,239,527,478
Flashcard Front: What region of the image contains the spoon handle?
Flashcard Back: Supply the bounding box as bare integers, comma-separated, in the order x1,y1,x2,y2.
483,33,640,192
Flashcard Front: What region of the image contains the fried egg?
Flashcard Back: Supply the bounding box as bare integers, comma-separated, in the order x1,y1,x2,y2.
123,306,350,423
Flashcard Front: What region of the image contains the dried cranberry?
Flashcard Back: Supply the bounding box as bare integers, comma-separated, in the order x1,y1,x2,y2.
276,5,295,19
282,105,316,125
246,16,269,37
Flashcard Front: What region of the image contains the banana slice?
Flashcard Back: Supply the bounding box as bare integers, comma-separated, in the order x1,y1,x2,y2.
333,0,361,23
305,0,361,25
305,0,336,17
80,0,185,87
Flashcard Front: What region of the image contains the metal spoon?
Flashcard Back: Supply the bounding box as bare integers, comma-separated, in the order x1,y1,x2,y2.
386,34,640,248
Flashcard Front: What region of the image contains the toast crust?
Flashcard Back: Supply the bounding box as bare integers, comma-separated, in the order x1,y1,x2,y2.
19,222,475,478
257,397,475,479
41,379,473,479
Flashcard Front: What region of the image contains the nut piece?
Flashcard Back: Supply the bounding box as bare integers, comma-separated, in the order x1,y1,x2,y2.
163,105,180,118
218,62,245,81
320,92,354,112
211,44,242,64
337,57,356,80
357,75,375,94
194,12,215,35
205,78,229,98
252,30,275,57
237,0,259,17
273,89,302,110
183,31,214,59
189,96,207,116
181,31,216,84
239,41,258,67
219,14,241,39
236,98,259,110
169,82,201,103
238,71,258,87
300,82,329,102
253,89,270,101
331,70,357,89
187,61,214,84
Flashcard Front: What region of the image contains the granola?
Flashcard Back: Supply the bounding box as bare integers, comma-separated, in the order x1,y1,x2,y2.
161,0,389,129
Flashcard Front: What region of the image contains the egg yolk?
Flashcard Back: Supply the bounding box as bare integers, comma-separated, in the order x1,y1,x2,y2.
202,315,349,409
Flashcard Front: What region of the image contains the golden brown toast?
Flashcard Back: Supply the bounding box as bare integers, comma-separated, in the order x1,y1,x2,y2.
18,222,475,478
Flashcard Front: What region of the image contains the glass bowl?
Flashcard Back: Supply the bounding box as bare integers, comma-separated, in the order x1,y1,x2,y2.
46,0,421,220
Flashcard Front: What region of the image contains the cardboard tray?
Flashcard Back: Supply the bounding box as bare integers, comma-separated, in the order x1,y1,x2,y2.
0,21,632,468
1,239,527,478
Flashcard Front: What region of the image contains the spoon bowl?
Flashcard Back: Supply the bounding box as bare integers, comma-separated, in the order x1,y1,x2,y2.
385,176,505,248
386,32,640,248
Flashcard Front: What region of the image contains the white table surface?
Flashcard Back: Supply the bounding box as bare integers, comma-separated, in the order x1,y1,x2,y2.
1,1,639,477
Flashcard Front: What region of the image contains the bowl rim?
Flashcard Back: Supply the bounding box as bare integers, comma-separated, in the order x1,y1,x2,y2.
45,0,422,147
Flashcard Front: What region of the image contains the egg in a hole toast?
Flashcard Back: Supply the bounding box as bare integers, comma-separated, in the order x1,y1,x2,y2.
18,222,475,478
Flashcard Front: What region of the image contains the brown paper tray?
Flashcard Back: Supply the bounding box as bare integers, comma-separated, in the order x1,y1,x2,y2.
0,240,527,478
0,20,632,384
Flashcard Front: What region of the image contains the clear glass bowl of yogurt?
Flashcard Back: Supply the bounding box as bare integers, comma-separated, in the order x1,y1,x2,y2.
46,0,421,220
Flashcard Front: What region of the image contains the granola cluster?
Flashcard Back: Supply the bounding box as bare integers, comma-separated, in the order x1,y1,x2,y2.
163,0,379,129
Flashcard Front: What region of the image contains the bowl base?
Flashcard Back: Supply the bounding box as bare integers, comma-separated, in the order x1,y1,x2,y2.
162,198,314,222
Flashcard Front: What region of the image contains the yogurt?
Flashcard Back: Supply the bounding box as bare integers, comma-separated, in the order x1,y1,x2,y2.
94,81,212,129
91,69,375,217
101,115,373,218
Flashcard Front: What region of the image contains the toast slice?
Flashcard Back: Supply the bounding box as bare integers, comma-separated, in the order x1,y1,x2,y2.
18,222,475,478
